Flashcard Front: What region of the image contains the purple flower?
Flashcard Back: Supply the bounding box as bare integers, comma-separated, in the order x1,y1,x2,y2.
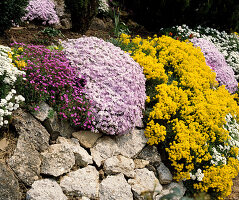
22,0,59,25
62,36,146,135
11,43,94,129
191,38,238,93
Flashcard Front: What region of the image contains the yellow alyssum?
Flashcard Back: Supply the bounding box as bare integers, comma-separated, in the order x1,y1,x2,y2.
119,33,239,199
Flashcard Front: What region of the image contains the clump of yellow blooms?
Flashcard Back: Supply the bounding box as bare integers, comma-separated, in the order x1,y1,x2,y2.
118,33,239,199
10,47,27,70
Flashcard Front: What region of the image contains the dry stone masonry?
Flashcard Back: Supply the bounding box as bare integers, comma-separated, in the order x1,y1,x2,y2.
1,104,187,199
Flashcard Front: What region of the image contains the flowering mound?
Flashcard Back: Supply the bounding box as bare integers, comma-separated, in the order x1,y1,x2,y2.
22,0,59,25
117,34,239,199
62,36,146,135
10,43,93,129
191,38,238,93
0,45,25,128
164,25,239,82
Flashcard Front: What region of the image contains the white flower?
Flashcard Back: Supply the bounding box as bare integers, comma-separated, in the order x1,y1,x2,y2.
0,109,4,116
13,104,19,110
11,89,16,94
3,120,8,125
0,99,7,105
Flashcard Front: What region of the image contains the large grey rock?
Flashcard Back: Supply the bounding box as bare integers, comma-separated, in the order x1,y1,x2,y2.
157,163,173,185
128,168,162,200
90,136,119,167
155,182,186,200
12,109,50,152
43,111,76,138
40,144,75,177
60,165,99,199
26,179,67,200
137,145,161,166
99,173,133,200
115,129,147,158
0,161,21,200
8,141,41,186
57,137,93,167
103,155,135,178
72,130,102,148
31,102,51,122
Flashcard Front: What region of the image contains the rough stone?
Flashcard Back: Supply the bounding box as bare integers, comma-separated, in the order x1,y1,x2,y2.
52,0,65,17
12,109,50,152
89,17,107,31
115,129,147,158
137,145,161,166
103,155,135,178
155,182,186,200
31,102,51,122
60,165,99,199
72,130,102,148
90,136,119,167
146,164,157,175
56,137,93,167
40,144,75,177
81,197,90,200
157,163,173,185
60,18,72,29
43,111,76,138
99,173,133,200
26,179,67,200
0,161,21,200
8,141,41,186
128,168,162,200
134,159,149,169
0,138,9,151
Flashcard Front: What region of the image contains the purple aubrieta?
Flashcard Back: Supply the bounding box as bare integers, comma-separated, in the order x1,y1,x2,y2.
22,0,59,25
191,38,238,93
62,36,146,135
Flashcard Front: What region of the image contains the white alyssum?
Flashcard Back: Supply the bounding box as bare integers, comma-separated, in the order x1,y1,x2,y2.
190,168,204,182
0,45,25,128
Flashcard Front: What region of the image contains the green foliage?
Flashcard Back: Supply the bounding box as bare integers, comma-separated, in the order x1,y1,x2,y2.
47,108,55,119
31,27,65,46
0,0,29,35
64,0,98,32
113,9,130,37
40,27,64,37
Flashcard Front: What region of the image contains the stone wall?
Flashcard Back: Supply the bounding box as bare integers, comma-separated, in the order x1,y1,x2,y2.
1,103,186,200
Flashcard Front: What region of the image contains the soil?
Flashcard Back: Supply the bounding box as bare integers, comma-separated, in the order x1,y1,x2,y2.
0,24,113,47
1,21,239,200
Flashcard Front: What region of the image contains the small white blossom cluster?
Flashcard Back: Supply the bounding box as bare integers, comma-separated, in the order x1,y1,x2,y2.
210,147,227,165
190,169,204,181
0,90,25,127
98,0,109,14
208,113,239,167
169,25,239,81
0,45,25,128
224,113,239,160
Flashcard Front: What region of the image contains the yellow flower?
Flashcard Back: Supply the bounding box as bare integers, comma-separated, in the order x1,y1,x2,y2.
119,34,239,198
